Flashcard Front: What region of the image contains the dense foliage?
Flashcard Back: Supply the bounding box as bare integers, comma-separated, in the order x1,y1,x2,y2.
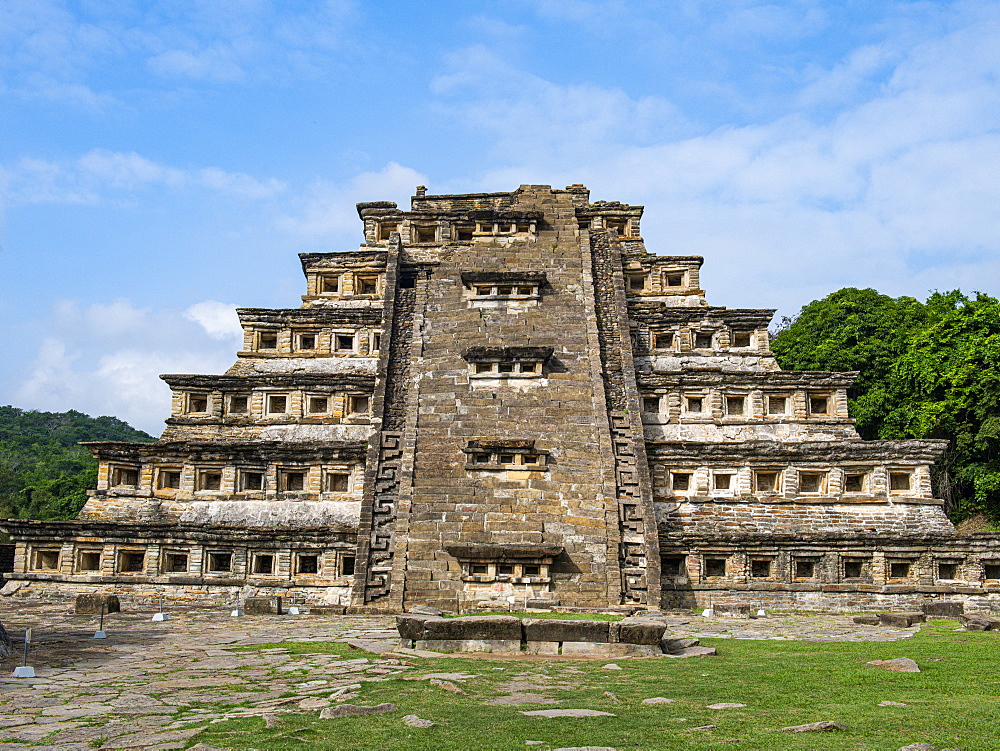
0,406,154,522
772,289,1000,521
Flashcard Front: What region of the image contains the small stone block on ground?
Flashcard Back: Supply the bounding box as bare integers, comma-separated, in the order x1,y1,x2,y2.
959,614,1000,631
878,613,926,627
244,597,282,615
402,714,434,727
74,594,121,614
853,616,881,625
429,678,466,695
666,646,717,658
919,600,964,617
867,658,920,673
782,720,848,732
713,604,751,617
319,702,397,719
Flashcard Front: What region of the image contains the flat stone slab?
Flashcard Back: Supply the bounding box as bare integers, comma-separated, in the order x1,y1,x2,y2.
402,714,434,727
642,697,676,704
99,728,202,749
521,709,617,718
706,703,746,709
782,720,848,732
666,646,717,658
429,678,466,695
868,658,920,673
319,702,397,719
879,613,926,628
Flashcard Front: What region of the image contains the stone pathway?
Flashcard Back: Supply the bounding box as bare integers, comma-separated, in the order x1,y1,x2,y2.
0,602,918,750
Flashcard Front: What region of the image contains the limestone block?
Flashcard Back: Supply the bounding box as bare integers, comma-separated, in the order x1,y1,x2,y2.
408,604,449,616
959,615,1000,631
522,618,611,644
74,593,121,614
615,616,666,645
878,612,925,627
713,603,751,617
420,614,522,641
660,637,700,653
414,638,521,653
524,641,560,654
396,614,434,641
527,599,560,608
560,642,661,657
918,600,963,617
244,596,283,615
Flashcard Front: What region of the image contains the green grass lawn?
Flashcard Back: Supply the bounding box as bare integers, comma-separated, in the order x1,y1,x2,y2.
194,620,1000,751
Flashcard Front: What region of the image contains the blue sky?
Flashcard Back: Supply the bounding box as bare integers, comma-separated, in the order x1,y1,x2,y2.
2,0,998,434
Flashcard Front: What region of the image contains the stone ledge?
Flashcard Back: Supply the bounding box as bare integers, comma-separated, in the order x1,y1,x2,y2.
397,614,669,654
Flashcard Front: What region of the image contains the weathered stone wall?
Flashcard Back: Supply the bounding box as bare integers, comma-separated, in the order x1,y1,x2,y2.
1,579,352,608
395,185,621,611
589,229,660,604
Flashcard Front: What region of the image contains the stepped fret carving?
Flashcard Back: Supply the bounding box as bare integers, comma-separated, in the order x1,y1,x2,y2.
592,231,653,604
360,276,415,604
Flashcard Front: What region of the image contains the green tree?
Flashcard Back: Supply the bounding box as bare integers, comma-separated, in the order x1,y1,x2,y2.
882,292,1000,518
0,406,155,521
773,289,1000,521
770,288,927,438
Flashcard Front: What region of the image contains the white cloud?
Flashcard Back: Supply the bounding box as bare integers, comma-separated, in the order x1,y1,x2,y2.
183,301,242,341
436,5,1000,316
147,45,248,83
12,298,239,434
277,162,427,238
431,46,688,163
1,149,287,206
0,0,361,103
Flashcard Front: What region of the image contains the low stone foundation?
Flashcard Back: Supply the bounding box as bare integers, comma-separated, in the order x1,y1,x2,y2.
397,612,675,656
0,578,350,610
662,587,1000,615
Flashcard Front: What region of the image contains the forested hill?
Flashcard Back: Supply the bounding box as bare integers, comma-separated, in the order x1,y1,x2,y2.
0,406,155,522
771,288,1000,523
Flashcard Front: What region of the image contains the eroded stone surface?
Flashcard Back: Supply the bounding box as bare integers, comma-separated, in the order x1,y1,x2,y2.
867,658,921,673
781,720,847,732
